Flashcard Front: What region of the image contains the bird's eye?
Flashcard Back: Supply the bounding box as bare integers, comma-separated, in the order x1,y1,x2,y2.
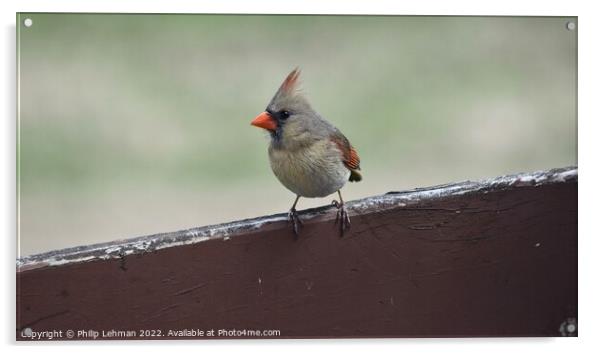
280,110,291,119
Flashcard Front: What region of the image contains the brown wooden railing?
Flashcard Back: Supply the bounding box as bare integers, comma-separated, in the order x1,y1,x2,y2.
16,166,577,339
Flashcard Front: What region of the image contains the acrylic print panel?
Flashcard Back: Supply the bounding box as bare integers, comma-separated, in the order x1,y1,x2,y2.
17,14,577,340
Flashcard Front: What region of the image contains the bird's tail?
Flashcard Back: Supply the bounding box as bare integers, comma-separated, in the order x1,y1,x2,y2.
349,170,362,182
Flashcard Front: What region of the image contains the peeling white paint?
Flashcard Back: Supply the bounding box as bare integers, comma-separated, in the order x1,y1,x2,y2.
552,169,578,183
186,230,200,237
104,246,121,254
40,255,98,267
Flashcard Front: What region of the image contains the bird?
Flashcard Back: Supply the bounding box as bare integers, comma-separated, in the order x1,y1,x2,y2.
250,68,362,237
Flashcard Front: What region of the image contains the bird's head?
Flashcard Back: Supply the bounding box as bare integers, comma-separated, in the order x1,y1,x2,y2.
251,68,324,149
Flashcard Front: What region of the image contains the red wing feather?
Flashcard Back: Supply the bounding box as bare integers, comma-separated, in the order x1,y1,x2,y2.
346,146,361,171
331,132,361,172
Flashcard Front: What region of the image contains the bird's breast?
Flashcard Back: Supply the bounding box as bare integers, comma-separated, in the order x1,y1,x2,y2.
268,140,350,198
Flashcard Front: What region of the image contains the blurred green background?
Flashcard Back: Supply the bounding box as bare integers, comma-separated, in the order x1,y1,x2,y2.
18,14,577,256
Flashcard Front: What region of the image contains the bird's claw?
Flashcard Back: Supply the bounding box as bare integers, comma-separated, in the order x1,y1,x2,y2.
333,201,351,237
288,208,303,238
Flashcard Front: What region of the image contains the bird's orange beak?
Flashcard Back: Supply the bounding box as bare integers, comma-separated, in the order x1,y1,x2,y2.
251,111,277,131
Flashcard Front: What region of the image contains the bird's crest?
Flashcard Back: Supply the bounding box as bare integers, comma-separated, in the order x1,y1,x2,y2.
278,67,301,95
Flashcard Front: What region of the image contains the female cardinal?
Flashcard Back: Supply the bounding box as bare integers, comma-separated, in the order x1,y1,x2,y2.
251,68,361,237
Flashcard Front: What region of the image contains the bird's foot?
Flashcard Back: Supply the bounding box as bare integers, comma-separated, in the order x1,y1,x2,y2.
288,208,303,238
331,200,351,237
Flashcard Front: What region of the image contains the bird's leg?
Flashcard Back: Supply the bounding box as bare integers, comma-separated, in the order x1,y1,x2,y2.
333,190,351,237
288,195,303,238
